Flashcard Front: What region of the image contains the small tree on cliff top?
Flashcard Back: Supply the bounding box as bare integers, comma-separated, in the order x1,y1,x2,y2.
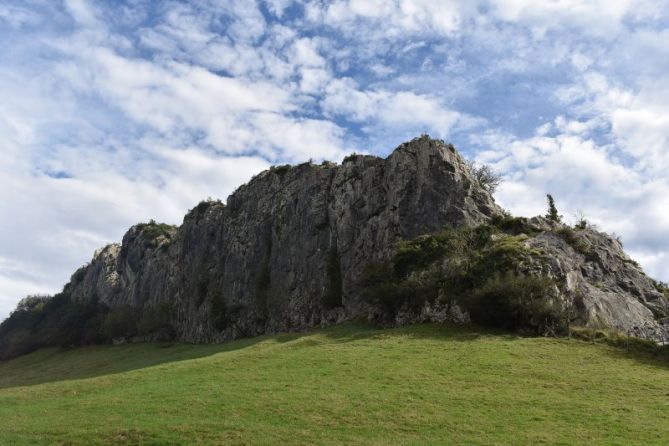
546,194,561,222
465,160,502,194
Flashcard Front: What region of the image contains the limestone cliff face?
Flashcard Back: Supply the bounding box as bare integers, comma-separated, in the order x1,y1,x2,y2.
62,136,669,343
521,219,669,341
66,137,500,342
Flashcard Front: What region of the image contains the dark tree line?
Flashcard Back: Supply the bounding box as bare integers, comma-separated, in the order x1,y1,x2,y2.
0,292,174,361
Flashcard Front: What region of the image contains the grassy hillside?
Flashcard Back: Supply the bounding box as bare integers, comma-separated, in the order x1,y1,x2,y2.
0,324,667,445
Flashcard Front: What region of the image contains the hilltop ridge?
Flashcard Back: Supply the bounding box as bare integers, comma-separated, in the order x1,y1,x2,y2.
1,136,667,360
66,136,500,342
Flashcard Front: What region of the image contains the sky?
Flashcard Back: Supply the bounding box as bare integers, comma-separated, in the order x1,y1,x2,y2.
1,0,669,319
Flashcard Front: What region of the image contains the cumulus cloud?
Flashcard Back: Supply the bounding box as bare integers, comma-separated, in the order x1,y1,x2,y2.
311,0,464,36
322,77,470,150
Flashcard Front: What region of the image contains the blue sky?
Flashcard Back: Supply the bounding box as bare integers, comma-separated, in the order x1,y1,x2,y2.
1,0,669,318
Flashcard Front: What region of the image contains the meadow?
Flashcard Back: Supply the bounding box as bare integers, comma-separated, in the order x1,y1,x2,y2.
0,323,667,445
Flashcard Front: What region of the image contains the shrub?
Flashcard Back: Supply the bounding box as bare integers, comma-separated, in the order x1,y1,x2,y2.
465,160,502,194
490,215,537,236
359,262,397,313
71,267,87,285
270,164,291,177
557,227,592,257
468,235,541,287
393,225,492,279
48,301,104,346
0,292,110,360
188,198,224,222
654,281,669,300
359,263,437,315
359,225,550,325
573,209,588,230
465,272,564,334
137,302,174,337
14,295,51,313
101,305,138,340
361,212,571,333
342,153,360,164
82,313,108,344
394,232,455,278
135,220,176,241
557,227,576,245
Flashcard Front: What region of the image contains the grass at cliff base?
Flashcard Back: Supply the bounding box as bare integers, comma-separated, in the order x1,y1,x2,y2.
0,324,667,445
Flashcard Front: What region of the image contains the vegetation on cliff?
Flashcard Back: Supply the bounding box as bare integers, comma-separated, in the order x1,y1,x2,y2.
0,290,176,361
0,220,179,361
360,219,566,334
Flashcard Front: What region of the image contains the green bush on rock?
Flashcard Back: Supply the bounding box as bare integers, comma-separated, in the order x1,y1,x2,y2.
467,272,563,334
360,222,568,334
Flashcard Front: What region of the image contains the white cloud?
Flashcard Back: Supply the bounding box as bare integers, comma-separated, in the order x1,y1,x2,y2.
570,52,593,71
264,0,294,17
64,0,100,27
0,3,41,27
313,0,464,37
323,78,463,135
292,37,327,67
48,41,347,160
2,0,669,321
554,68,669,175
612,106,669,171
488,0,657,36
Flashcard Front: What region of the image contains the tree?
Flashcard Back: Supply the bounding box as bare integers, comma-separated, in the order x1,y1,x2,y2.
546,194,561,222
14,295,51,313
465,160,502,194
573,209,588,229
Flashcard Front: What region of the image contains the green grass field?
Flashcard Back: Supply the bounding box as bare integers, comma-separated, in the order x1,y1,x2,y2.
0,323,667,445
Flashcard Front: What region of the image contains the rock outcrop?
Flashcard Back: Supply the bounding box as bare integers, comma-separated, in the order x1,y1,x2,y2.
521,219,669,341
58,136,669,344
65,136,500,342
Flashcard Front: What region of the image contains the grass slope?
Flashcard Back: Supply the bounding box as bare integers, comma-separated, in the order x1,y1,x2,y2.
0,324,667,445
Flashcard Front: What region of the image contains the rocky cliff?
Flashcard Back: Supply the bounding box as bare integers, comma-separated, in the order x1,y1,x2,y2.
505,218,668,340
65,136,500,342
20,136,669,346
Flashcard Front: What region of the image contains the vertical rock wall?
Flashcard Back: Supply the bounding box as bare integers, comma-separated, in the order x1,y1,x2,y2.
67,136,500,342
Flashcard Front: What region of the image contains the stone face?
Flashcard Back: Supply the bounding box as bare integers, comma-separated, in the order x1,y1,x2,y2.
62,136,669,343
65,136,500,342
520,222,669,342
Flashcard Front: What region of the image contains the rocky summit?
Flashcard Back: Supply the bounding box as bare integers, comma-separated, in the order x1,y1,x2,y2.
65,136,500,342
1,136,667,359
